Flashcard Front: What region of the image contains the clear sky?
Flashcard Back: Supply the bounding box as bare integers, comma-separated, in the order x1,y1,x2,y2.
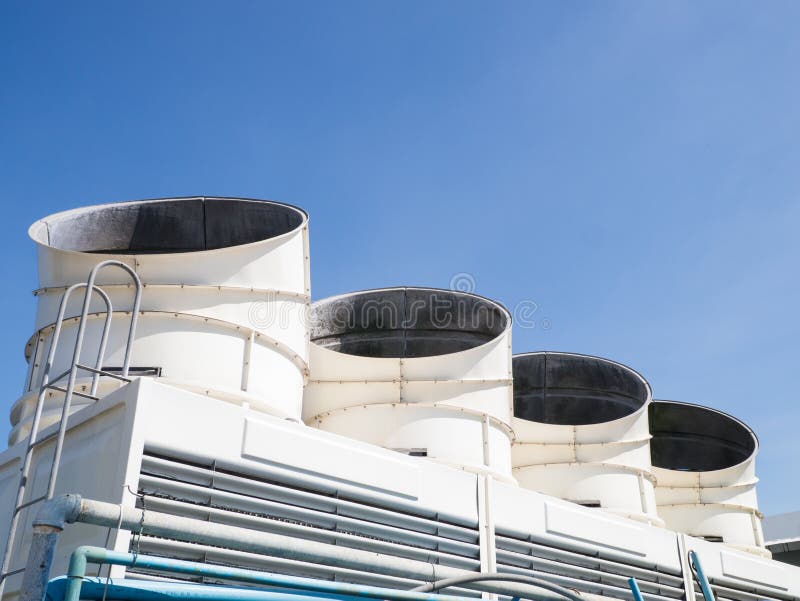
1,2,799,515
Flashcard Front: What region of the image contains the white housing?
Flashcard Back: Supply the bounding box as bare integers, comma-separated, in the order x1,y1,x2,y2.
650,400,767,556
11,197,310,445
511,352,661,524
302,287,514,481
2,198,799,601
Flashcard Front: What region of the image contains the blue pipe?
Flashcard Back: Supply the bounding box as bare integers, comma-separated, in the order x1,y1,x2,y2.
60,547,473,601
48,576,406,601
687,551,716,601
627,578,644,601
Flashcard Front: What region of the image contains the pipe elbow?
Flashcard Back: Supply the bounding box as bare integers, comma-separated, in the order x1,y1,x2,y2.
33,494,83,530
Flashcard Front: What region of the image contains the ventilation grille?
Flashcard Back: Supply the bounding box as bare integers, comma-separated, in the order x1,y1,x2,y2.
695,578,797,601
131,449,481,591
129,450,796,600
494,528,685,601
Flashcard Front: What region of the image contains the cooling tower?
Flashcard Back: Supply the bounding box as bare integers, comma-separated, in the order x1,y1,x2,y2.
511,352,661,524
11,197,310,444
650,400,767,556
302,287,514,481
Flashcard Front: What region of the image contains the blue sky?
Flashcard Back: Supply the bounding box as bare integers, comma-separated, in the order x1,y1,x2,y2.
1,2,799,515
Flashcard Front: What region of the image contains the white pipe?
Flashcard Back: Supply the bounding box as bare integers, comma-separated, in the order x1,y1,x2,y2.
27,495,579,601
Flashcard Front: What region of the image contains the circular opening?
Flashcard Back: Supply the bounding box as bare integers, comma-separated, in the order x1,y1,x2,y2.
310,287,510,358
513,352,650,426
29,197,306,254
649,400,757,472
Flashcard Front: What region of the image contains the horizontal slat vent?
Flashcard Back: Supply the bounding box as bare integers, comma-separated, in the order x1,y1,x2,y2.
129,450,796,601
695,578,798,601
494,529,685,601
131,449,481,590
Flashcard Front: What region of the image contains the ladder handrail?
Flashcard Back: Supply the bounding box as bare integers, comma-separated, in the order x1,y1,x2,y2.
44,283,113,399
0,260,142,596
46,261,142,499
89,261,142,378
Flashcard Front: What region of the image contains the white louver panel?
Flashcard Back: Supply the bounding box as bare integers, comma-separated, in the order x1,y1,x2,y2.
125,449,800,601
494,528,685,601
130,449,482,592
692,579,797,601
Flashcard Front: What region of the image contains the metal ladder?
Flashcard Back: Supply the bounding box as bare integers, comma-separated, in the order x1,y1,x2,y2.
0,260,142,596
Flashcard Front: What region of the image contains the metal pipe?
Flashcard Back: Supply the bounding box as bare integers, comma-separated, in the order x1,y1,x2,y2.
51,578,452,601
628,578,644,601
687,551,716,601
62,547,469,601
18,527,60,601
19,494,83,601
410,573,583,601
71,497,443,580
89,292,114,397
24,495,581,601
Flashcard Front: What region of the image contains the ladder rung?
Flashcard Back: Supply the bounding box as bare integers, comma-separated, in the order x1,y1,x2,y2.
74,363,132,382
46,385,99,401
28,430,59,451
42,368,72,388
14,495,47,513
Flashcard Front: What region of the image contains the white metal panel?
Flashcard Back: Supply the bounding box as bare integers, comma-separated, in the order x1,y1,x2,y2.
134,379,480,526
33,290,309,356
544,501,647,555
659,503,765,551
132,230,308,291
515,464,658,521
13,315,307,442
242,416,421,499
401,334,511,382
686,537,800,599
493,479,682,570
9,378,124,445
0,385,139,598
720,549,790,590
312,405,513,481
